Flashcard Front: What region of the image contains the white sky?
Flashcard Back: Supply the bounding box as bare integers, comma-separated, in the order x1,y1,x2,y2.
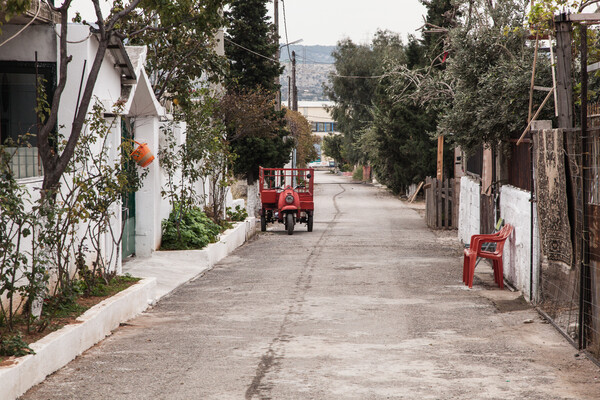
70,0,427,46
268,0,427,46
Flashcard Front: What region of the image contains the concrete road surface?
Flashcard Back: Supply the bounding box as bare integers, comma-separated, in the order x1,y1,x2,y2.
22,172,600,399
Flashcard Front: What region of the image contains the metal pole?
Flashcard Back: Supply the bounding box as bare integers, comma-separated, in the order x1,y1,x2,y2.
291,50,298,112
274,0,281,111
555,18,574,129
579,24,589,351
530,135,535,303
291,51,298,169
288,76,291,109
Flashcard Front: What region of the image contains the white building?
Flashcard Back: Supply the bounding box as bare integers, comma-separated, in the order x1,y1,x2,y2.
296,101,339,167
0,8,177,278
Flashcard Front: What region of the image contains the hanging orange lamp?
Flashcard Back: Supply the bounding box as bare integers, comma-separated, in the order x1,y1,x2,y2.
130,141,155,167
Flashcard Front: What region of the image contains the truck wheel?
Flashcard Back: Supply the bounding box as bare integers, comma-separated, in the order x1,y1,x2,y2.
307,211,313,232
286,213,294,235
260,210,267,232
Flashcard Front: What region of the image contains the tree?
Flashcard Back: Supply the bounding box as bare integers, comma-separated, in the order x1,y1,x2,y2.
118,0,227,105
216,90,293,184
223,0,291,187
436,2,554,153
35,0,145,196
362,102,436,194
322,134,346,166
224,0,281,92
324,30,406,164
284,108,319,167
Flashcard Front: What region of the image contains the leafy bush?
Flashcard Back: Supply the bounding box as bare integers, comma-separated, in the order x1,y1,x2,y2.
226,205,248,222
0,333,34,357
74,274,140,298
161,206,221,250
341,163,353,172
352,167,363,181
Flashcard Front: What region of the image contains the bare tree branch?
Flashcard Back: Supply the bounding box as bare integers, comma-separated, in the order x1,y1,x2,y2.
579,0,600,12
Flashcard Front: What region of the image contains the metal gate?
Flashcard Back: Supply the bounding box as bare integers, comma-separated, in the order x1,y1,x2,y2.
534,125,600,360
121,117,136,260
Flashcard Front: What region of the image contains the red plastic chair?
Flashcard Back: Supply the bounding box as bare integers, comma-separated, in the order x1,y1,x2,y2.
462,225,506,284
463,224,513,289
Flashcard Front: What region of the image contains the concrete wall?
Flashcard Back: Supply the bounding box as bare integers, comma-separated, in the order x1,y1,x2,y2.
500,185,540,302
58,25,122,128
458,176,481,244
2,25,125,280
0,25,56,62
135,116,162,257
57,24,124,274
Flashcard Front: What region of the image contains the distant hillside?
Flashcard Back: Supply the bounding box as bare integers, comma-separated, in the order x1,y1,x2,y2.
279,45,335,64
278,45,336,102
280,62,334,102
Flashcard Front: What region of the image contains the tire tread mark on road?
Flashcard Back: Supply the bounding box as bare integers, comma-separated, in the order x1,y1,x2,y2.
245,184,346,400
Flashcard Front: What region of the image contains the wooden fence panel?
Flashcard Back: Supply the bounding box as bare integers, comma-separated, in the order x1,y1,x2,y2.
424,177,459,230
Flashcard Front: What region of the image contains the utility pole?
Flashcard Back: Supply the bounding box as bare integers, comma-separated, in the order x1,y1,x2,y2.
291,50,298,112
274,0,281,111
555,17,574,129
291,50,298,168
288,76,291,109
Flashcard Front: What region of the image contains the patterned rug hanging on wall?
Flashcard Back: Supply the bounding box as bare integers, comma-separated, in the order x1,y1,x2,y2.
533,128,573,267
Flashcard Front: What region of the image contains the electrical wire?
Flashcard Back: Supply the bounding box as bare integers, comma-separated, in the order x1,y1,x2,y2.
224,37,278,63
331,74,386,79
0,0,41,48
281,0,292,61
55,31,93,44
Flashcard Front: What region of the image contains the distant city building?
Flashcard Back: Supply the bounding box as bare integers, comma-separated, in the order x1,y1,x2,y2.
296,101,340,167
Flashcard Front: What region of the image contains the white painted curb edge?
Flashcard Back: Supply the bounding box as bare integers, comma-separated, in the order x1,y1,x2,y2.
0,277,156,400
0,217,258,400
208,217,258,268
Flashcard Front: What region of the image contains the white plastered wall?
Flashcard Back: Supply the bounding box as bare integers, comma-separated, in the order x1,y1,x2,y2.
1,23,126,311
500,185,541,302
126,64,165,257
0,24,56,62
56,24,124,274
458,176,481,244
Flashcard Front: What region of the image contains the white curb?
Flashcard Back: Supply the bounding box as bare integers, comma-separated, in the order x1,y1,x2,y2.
0,277,156,400
0,217,258,400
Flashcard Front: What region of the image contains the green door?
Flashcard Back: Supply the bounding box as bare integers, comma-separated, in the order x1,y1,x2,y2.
121,118,136,259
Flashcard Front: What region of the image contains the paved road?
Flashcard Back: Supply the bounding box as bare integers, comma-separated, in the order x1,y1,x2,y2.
23,172,600,399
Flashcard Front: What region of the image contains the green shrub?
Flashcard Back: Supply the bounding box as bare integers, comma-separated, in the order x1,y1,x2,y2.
161,206,221,250
0,333,34,357
352,167,363,181
226,205,248,222
341,163,353,172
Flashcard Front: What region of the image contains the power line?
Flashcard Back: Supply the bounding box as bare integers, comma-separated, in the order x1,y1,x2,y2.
0,0,40,48
224,37,278,63
283,54,333,65
225,37,384,80
281,0,292,61
331,74,386,79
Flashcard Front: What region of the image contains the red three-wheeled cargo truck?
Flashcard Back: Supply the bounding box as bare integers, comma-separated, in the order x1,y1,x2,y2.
258,167,315,235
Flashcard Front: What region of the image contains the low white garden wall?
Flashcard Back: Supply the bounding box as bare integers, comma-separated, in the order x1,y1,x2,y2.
499,185,540,302
0,278,156,400
458,176,481,244
0,216,258,400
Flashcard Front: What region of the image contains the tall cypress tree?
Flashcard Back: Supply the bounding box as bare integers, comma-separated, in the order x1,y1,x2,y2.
225,0,282,91
223,0,291,185
420,0,457,67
